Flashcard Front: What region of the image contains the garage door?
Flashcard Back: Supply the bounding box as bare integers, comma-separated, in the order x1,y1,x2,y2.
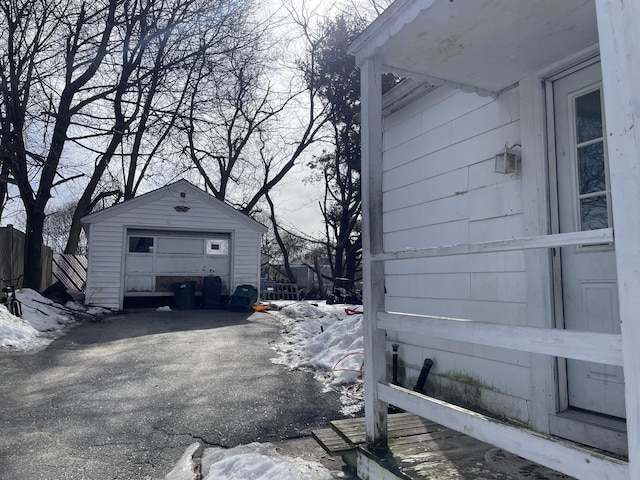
124,229,231,297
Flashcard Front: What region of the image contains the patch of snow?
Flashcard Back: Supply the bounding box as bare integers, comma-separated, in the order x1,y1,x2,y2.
166,442,338,480
157,306,172,312
270,301,365,416
201,443,335,480
16,289,73,332
0,289,80,351
165,443,200,480
0,305,47,351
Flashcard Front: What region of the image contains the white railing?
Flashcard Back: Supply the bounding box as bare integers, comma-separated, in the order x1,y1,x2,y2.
367,227,627,480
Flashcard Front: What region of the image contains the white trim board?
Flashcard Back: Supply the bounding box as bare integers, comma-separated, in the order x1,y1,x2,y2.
379,383,628,480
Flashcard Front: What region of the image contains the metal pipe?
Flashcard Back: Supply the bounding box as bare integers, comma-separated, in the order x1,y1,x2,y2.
392,344,400,385
413,358,434,394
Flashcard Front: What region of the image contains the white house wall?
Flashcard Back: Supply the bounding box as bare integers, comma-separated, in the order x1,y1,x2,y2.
382,84,530,421
84,186,262,310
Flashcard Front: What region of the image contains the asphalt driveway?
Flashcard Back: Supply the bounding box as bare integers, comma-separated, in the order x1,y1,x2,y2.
0,308,346,479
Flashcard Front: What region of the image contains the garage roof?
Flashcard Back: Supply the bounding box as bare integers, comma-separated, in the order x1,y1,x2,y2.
81,179,267,233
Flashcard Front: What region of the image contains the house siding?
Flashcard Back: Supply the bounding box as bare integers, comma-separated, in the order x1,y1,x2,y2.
83,181,264,310
382,85,530,422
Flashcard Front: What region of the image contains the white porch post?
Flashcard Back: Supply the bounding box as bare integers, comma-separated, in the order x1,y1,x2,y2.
360,53,388,449
519,75,556,433
595,1,640,477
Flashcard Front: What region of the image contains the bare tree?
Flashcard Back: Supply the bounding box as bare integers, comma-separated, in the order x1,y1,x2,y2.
45,201,89,254
339,0,393,23
265,191,298,284
309,14,397,283
178,0,330,216
0,0,118,288
63,0,250,253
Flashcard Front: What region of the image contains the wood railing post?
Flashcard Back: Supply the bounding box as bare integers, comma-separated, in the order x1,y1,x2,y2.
360,53,388,450
596,1,640,478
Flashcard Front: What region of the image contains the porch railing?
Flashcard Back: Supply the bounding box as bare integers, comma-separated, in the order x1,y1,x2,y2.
365,227,629,480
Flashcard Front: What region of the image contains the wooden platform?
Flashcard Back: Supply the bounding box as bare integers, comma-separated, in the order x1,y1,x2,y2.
312,413,574,479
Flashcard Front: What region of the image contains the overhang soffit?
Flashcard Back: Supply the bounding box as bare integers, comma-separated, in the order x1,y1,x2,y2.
354,0,599,94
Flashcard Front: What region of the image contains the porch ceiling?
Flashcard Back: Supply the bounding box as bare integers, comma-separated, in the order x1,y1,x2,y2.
351,0,599,93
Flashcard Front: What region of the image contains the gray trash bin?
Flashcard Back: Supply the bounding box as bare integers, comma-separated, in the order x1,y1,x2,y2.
202,275,222,309
228,284,258,311
172,281,196,310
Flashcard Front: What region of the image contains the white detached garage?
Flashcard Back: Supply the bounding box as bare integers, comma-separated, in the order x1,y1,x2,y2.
81,179,267,310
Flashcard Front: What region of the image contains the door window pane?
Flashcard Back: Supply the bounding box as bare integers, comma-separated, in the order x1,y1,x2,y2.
580,196,609,231
573,87,610,233
576,89,602,143
578,142,605,195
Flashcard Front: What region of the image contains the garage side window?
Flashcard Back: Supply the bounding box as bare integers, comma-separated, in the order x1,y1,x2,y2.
129,236,154,253
206,239,229,255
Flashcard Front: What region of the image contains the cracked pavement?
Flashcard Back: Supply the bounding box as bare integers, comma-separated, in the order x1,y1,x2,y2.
0,308,346,479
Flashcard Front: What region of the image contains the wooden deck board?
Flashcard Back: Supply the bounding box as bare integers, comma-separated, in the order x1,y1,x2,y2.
311,427,355,455
330,412,441,446
317,413,575,479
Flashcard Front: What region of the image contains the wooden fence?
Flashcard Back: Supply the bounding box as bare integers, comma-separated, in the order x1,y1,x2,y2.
0,225,52,291
52,254,87,292
261,281,300,300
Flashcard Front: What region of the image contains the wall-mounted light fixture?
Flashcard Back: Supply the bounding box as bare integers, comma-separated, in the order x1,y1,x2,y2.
494,143,521,174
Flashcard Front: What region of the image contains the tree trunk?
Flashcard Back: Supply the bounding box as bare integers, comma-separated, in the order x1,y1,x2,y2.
266,193,296,283
23,206,46,290
313,254,326,299
65,131,125,253
345,239,361,282
0,162,9,219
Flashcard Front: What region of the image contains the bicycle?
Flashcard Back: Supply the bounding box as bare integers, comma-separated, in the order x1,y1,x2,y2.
1,275,23,317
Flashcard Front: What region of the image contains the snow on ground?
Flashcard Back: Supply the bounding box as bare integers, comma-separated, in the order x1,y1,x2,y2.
269,301,365,416
0,288,102,351
166,442,338,480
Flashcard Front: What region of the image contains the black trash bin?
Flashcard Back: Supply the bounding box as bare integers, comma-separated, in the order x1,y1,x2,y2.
172,281,196,310
202,275,223,309
228,284,258,311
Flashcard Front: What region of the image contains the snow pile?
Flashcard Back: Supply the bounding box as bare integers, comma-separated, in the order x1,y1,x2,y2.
17,289,74,332
202,443,335,480
277,302,329,319
0,305,46,350
166,443,337,480
0,288,104,351
271,301,364,416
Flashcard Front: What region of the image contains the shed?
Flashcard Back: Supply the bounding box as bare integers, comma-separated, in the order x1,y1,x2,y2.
351,0,639,479
81,179,267,310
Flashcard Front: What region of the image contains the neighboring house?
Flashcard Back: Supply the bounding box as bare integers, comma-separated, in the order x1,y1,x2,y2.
81,179,267,310
350,1,638,479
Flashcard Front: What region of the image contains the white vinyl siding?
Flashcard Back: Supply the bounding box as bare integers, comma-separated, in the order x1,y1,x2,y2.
381,85,528,421
83,180,265,310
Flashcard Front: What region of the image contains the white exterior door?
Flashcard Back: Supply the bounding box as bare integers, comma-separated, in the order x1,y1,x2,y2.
553,61,625,418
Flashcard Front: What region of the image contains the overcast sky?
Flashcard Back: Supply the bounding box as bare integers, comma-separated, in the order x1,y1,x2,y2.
266,0,384,238
0,0,385,243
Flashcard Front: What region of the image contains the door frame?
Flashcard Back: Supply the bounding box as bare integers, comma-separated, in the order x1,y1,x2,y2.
546,55,604,414
541,54,628,455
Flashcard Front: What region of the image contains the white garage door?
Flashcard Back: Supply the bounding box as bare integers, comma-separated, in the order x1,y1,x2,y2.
124,229,231,296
